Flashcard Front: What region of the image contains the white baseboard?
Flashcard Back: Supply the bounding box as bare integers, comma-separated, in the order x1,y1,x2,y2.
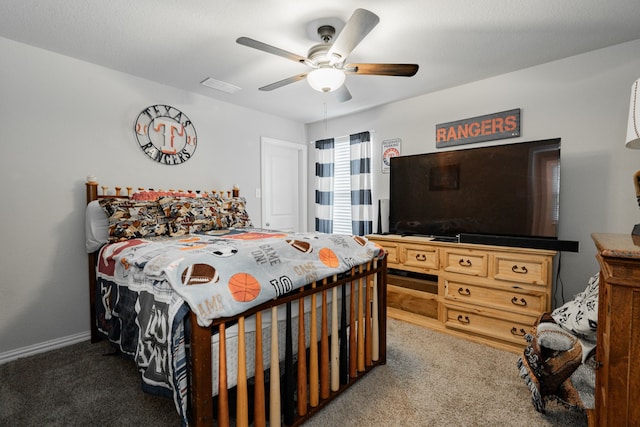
0,330,91,365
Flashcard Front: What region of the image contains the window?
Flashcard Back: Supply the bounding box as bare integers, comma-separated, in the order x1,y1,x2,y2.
314,131,373,236
332,136,352,234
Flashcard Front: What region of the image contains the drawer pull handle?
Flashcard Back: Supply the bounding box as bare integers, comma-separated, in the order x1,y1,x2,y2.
457,315,470,324
511,297,527,306
457,287,471,296
415,253,427,261
511,265,528,274
459,258,472,267
511,327,526,336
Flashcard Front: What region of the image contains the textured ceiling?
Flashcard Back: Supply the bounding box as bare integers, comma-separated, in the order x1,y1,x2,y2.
1,0,639,124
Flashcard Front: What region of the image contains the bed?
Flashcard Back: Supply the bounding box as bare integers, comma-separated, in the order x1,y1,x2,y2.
85,180,388,426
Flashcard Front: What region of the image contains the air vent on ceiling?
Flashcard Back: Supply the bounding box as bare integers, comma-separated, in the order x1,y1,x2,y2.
200,77,242,94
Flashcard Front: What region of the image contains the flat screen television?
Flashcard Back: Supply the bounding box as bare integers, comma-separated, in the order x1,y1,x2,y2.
389,138,560,241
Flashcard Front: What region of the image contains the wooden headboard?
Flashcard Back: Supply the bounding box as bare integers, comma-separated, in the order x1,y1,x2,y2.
86,181,239,203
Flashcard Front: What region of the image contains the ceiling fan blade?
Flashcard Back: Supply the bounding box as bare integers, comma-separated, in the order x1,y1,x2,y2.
236,37,307,63
258,73,308,91
345,63,419,77
334,85,352,103
328,9,380,65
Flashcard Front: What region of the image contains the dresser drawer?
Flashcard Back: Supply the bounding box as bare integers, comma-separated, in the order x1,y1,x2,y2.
492,253,549,286
442,248,487,277
402,244,439,271
375,241,400,266
444,305,536,346
443,279,546,315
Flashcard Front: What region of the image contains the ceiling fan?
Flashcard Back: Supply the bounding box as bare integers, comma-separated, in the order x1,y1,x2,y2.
236,8,419,102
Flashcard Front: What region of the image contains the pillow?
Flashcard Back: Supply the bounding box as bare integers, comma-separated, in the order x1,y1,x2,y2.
85,200,109,252
131,190,163,201
217,196,253,228
551,272,599,343
158,196,223,236
131,190,194,201
98,198,169,242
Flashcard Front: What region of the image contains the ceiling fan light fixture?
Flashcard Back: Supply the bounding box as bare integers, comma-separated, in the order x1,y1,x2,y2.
307,67,346,93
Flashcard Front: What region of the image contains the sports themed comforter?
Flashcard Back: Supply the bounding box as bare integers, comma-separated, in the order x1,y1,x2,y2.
95,228,383,424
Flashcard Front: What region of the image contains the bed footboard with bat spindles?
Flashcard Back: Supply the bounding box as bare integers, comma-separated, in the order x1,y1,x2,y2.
188,259,387,427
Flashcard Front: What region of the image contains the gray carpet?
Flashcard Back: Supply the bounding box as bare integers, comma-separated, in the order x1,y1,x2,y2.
0,318,587,426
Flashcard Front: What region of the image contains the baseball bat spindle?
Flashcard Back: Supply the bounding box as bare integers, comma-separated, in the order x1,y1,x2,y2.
372,259,380,361
236,317,248,427
330,279,340,391
270,307,281,426
349,277,357,379
340,281,349,385
284,303,295,425
297,291,308,416
309,280,319,406
254,312,266,427
218,324,229,427
357,265,365,373
320,284,329,399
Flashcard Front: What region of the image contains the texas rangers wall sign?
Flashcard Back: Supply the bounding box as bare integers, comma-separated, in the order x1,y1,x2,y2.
134,105,197,165
435,108,520,148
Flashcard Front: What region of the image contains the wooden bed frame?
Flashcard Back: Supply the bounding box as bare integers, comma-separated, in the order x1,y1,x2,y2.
85,181,388,427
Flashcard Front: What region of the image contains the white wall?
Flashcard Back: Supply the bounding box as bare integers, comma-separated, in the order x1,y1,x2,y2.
4,32,640,358
0,37,305,356
307,39,640,303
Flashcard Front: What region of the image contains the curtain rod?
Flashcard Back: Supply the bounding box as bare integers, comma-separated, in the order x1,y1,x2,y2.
308,129,376,144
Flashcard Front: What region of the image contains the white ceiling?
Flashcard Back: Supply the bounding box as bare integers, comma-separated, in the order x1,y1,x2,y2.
1,1,639,124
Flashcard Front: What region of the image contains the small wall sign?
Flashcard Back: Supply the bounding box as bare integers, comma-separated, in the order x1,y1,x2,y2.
435,108,520,148
382,138,401,173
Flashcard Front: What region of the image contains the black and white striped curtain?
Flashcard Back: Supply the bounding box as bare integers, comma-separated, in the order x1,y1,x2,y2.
314,132,373,236
349,131,372,236
314,138,334,233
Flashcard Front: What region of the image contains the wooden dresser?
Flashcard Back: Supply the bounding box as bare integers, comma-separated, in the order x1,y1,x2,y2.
368,234,556,353
591,233,640,426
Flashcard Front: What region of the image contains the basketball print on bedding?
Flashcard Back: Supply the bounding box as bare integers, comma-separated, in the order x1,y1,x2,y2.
319,247,340,268
228,272,261,302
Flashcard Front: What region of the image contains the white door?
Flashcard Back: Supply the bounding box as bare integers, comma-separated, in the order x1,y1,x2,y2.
260,137,307,232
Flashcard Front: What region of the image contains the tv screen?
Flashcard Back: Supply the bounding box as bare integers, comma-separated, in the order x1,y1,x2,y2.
389,138,560,240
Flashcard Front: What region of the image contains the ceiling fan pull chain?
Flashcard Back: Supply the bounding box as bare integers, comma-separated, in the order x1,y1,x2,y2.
324,101,328,131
